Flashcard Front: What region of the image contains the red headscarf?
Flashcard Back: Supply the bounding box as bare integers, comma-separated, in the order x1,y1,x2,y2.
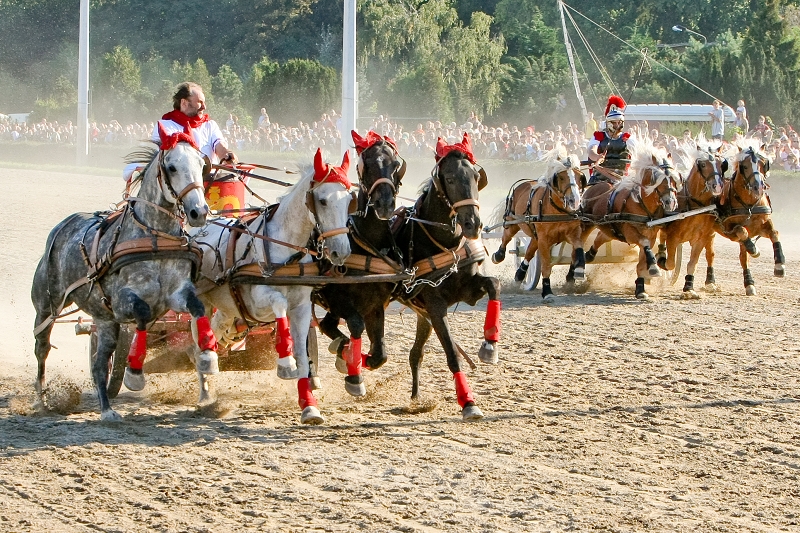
351,130,397,155
313,148,352,189
435,132,476,164
157,122,199,151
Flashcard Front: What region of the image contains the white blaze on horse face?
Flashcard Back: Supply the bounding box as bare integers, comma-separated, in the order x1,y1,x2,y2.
163,144,209,227
312,182,352,265
565,168,582,212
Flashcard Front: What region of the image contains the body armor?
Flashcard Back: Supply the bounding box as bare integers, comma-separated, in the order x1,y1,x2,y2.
589,132,630,184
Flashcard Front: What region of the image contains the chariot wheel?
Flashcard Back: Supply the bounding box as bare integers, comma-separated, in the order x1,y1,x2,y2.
89,326,130,399
521,249,542,291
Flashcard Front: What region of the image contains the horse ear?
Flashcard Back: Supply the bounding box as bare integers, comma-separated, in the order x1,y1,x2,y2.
340,150,350,175
313,148,326,179
351,130,364,144
435,137,447,160
397,156,407,181
721,159,729,174
476,165,488,191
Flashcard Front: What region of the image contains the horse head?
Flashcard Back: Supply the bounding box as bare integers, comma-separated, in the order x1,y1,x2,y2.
547,149,583,213
308,148,354,265
638,160,679,214
735,145,769,198
155,124,210,227
352,130,405,220
695,149,725,197
433,133,485,239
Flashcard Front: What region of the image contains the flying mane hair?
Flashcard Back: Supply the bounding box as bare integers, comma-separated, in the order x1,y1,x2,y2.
541,144,581,183
621,132,671,193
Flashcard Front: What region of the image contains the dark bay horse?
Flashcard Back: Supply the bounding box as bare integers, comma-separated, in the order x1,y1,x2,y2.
187,149,353,424
32,133,216,421
491,146,585,301
313,130,406,397
393,134,501,421
715,143,784,295
582,135,679,299
659,144,726,297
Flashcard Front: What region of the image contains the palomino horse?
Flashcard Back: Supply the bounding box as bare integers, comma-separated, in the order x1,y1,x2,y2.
659,144,726,297
314,130,406,397
393,134,501,421
582,135,679,299
491,146,585,301
715,143,784,295
188,148,352,424
32,132,216,421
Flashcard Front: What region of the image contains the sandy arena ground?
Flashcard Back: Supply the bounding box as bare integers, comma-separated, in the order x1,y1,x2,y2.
0,158,798,532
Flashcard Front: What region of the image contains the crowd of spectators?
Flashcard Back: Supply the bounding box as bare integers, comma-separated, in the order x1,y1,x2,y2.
4,103,800,171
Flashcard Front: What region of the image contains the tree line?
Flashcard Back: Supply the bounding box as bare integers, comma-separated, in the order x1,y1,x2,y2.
1,0,799,128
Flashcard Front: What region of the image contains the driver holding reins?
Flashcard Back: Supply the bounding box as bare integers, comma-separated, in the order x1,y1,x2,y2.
587,95,634,184
123,82,237,181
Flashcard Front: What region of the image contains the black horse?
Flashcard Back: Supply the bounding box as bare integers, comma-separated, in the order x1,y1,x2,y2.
391,134,501,421
313,130,406,397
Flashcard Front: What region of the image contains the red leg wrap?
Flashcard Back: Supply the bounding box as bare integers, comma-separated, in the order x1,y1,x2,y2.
127,329,148,370
298,377,317,409
275,316,294,358
453,371,475,408
195,316,218,352
483,299,501,342
346,337,362,376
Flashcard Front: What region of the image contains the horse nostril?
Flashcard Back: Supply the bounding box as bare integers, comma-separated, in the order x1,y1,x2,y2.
189,209,198,220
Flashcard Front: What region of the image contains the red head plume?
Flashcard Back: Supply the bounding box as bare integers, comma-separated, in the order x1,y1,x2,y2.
435,132,476,164
605,95,627,117
312,148,352,189
158,121,198,151
351,130,397,155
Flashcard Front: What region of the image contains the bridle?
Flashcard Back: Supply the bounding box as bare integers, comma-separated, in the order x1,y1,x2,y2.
305,170,356,256
547,162,582,213
156,145,206,208
734,148,767,196
355,141,405,217
428,156,482,219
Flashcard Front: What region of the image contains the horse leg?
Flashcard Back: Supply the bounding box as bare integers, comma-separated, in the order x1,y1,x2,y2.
92,320,123,421
288,300,323,425
342,312,367,397
704,234,717,290
539,235,556,302
426,299,483,421
363,305,388,370
32,313,55,413
116,288,152,392
639,237,660,278
492,223,519,264
409,314,432,402
515,229,537,282
656,230,668,269
681,238,705,299
570,228,586,282
763,222,785,277
478,276,502,364
740,244,756,296
585,231,610,263
635,248,649,300
318,311,347,372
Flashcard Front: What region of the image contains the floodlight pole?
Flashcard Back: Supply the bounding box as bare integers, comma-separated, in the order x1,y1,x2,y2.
76,0,89,165
341,0,357,157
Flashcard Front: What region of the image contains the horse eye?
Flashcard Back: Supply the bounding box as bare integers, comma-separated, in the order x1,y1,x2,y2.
168,165,177,172
319,198,328,207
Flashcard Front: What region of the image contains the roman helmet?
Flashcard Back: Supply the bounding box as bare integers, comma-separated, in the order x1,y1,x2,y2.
605,95,626,136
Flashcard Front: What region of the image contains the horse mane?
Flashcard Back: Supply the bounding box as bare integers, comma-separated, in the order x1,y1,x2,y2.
620,133,672,193
125,142,159,166
278,160,315,203
732,138,767,162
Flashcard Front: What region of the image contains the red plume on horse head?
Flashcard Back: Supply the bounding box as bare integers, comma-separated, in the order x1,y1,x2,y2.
435,132,476,164
605,95,627,117
157,121,198,151
312,148,352,189
351,130,397,155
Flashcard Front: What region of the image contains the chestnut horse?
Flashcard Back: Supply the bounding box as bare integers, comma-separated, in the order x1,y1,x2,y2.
659,144,726,297
715,143,784,295
582,135,679,299
491,146,585,300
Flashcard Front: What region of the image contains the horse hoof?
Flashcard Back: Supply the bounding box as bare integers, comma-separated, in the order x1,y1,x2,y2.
680,290,700,300
365,353,388,371
100,409,123,422
197,350,219,375
276,356,298,379
300,406,325,425
657,257,667,270
648,265,661,277
573,268,585,280
775,265,785,277
745,285,757,296
704,283,718,293
334,354,347,375
327,337,346,355
123,368,145,391
514,267,527,282
491,250,505,264
543,293,556,303
310,376,322,391
636,292,649,300
462,405,484,422
345,379,366,397
478,340,499,365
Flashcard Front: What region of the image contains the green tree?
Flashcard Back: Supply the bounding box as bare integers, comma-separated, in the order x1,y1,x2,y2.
213,65,244,110
95,46,149,122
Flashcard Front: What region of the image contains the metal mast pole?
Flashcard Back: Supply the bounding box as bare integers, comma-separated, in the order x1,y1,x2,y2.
76,0,89,165
559,0,588,123
341,0,357,157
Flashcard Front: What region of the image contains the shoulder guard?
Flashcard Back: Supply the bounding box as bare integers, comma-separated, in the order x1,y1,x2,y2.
593,131,605,141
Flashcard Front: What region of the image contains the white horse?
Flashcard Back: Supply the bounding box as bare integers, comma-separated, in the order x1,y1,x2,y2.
188,149,353,424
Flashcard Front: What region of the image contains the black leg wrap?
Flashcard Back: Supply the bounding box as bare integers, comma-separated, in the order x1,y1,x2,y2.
773,242,785,264
635,277,646,296
705,266,715,285
514,262,529,282
743,238,758,256
345,374,364,386
541,278,553,299
585,246,597,263
683,274,694,292
492,247,506,264
643,246,656,267
743,268,755,287
574,247,586,269
565,264,575,283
